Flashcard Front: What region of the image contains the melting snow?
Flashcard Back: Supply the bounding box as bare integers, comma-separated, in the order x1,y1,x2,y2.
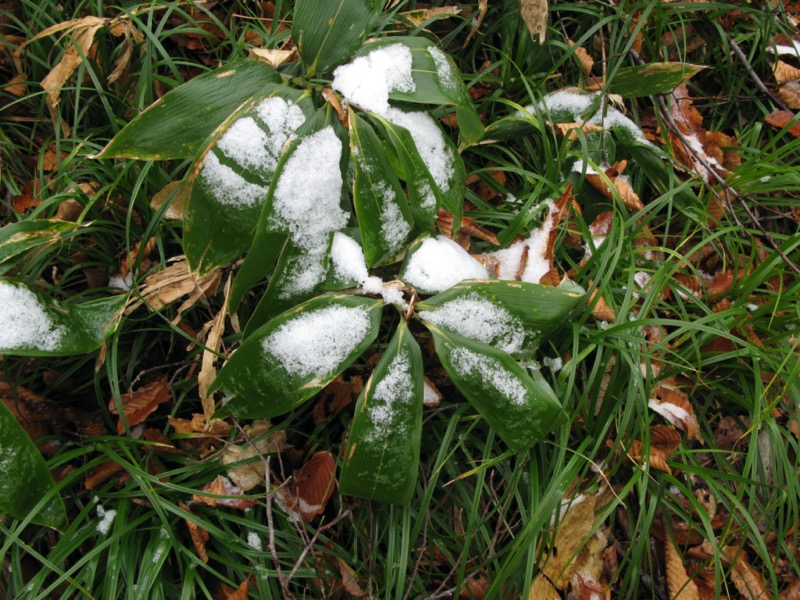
333,44,456,194
402,236,489,293
96,504,117,535
330,232,369,284
265,305,371,378
270,127,348,296
200,153,268,207
449,346,528,406
247,532,263,551
520,201,556,284
0,282,65,352
365,350,414,442
428,46,457,93
419,293,525,353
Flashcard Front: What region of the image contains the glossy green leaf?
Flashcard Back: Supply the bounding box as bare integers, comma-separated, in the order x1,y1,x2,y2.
231,108,349,315
293,0,378,77
607,63,704,98
0,280,126,357
355,37,484,147
368,114,441,230
0,402,67,529
350,113,414,267
340,320,423,505
427,326,566,451
417,279,584,356
95,59,281,160
0,220,82,264
213,294,383,419
483,112,539,142
184,87,313,275
242,235,331,338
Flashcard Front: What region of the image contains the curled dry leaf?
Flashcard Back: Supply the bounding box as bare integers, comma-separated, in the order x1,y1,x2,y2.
336,557,366,597
550,121,604,139
221,421,288,491
313,374,364,425
84,460,125,490
765,110,800,138
248,47,294,68
520,0,548,41
723,545,770,600
528,574,561,600
218,579,249,600
108,377,171,435
777,80,800,109
400,5,462,26
459,573,489,599
137,257,222,316
629,439,672,474
180,501,209,562
192,475,258,510
665,534,701,600
567,40,594,76
423,376,443,407
649,379,701,440
588,287,616,323
276,451,337,522
585,172,643,211
150,180,188,221
541,494,597,589
774,60,800,84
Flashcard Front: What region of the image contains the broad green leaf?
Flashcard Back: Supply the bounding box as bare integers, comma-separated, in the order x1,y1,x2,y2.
293,0,378,77
0,402,67,530
606,63,704,98
0,219,82,264
340,321,423,505
0,280,126,357
483,112,539,142
323,230,368,290
350,112,414,267
184,87,313,275
369,114,441,230
242,235,331,338
95,59,281,160
355,37,484,147
232,108,349,315
213,294,383,419
427,326,566,450
416,279,584,356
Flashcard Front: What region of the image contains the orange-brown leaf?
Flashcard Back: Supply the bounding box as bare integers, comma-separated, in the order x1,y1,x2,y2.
774,60,800,84
108,378,171,434
765,110,800,138
313,375,364,425
278,451,337,522
665,535,701,600
181,502,209,563
84,460,125,490
723,545,770,599
192,475,258,510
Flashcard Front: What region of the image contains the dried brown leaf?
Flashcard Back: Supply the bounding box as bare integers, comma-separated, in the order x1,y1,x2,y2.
313,374,364,425
542,494,597,589
84,460,125,490
589,287,616,322
777,81,800,109
336,558,366,597
723,545,770,599
567,40,594,76
192,475,258,510
277,451,337,522
137,257,221,315
5,72,26,97
665,535,701,600
774,60,800,84
651,424,682,453
765,110,800,138
650,381,701,440
222,421,288,491
520,0,548,41
150,180,187,221
401,6,461,26
248,47,294,68
181,502,209,562
528,574,561,600
108,378,171,434
459,573,489,599
199,273,231,419
217,579,249,600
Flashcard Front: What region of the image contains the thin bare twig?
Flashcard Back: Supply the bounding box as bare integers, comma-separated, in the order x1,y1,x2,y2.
725,33,789,111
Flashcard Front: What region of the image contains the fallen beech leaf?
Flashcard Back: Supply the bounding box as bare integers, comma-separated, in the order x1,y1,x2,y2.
774,60,800,84
777,81,800,109
465,0,488,44
630,439,672,474
84,460,125,490
551,121,604,139
459,572,489,599
336,557,366,597
542,494,597,588
567,40,594,76
181,502,209,562
248,47,294,68
520,0,548,41
586,172,643,211
6,72,27,97
222,421,288,491
276,451,337,522
589,287,616,323
198,274,231,419
137,257,221,316
150,180,187,221
765,110,800,138
723,545,770,599
476,164,506,201
218,579,249,600
401,5,462,26
423,376,443,407
108,378,171,434
665,535,700,600
650,380,700,440
192,475,258,510
528,574,561,599
706,270,733,295
168,413,232,437
313,375,364,425
650,424,682,453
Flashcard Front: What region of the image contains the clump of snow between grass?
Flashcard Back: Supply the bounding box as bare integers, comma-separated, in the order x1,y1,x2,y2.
96,504,117,535
0,282,65,352
265,305,371,378
419,293,525,353
402,236,489,293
